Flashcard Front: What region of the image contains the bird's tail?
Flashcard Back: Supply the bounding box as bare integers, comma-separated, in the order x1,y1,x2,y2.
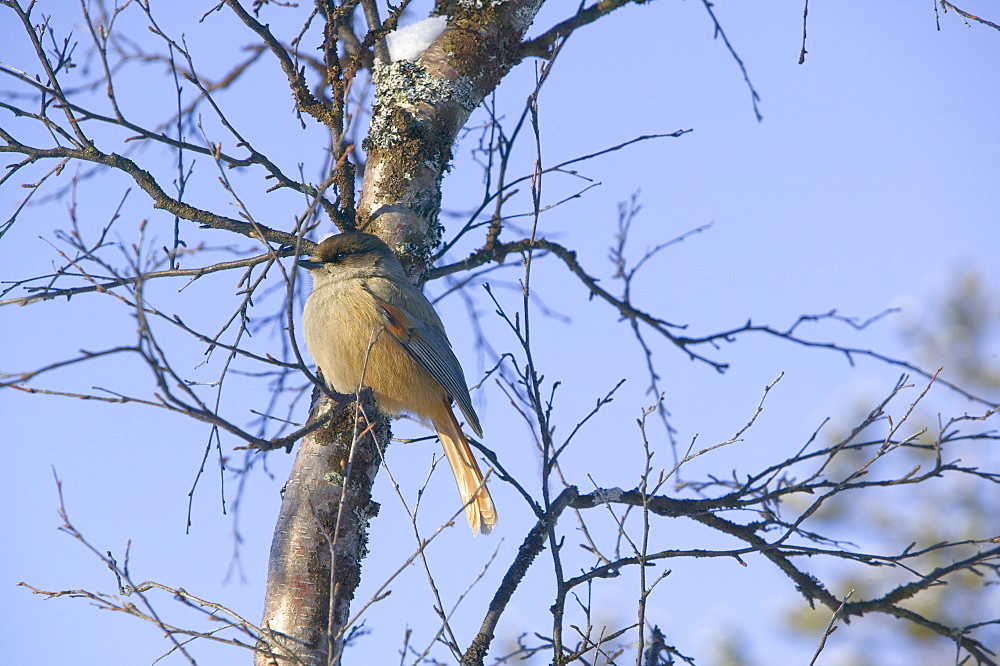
433,400,498,535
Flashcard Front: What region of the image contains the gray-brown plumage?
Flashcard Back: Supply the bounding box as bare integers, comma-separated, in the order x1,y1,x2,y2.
300,232,497,534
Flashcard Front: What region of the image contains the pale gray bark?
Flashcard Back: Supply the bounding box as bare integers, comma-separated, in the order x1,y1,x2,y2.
257,4,545,664
256,393,387,666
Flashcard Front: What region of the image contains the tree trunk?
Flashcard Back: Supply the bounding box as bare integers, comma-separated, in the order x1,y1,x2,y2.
256,4,543,663
255,391,387,666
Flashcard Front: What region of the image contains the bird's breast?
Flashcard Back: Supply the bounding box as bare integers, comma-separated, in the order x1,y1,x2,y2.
302,280,382,394
301,279,444,420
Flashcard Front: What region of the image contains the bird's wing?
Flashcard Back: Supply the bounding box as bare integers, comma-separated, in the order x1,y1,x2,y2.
367,285,483,437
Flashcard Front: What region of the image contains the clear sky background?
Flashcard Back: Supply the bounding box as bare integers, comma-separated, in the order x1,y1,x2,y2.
3,1,999,665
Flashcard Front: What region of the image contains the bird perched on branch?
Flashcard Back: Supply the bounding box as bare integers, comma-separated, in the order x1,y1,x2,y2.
299,232,497,534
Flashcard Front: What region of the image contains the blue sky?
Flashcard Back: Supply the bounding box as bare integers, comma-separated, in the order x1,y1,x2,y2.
3,2,999,664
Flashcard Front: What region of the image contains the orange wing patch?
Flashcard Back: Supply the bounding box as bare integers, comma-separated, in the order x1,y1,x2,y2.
374,298,414,342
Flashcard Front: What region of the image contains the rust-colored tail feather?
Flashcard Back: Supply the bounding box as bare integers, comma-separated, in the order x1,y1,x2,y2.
433,400,498,535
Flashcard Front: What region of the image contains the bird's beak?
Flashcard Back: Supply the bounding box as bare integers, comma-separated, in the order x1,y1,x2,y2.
298,258,322,269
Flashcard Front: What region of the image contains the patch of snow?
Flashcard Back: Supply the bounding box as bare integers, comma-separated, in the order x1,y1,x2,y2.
386,15,448,62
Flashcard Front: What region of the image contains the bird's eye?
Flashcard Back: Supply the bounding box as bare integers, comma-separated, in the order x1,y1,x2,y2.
334,252,348,262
